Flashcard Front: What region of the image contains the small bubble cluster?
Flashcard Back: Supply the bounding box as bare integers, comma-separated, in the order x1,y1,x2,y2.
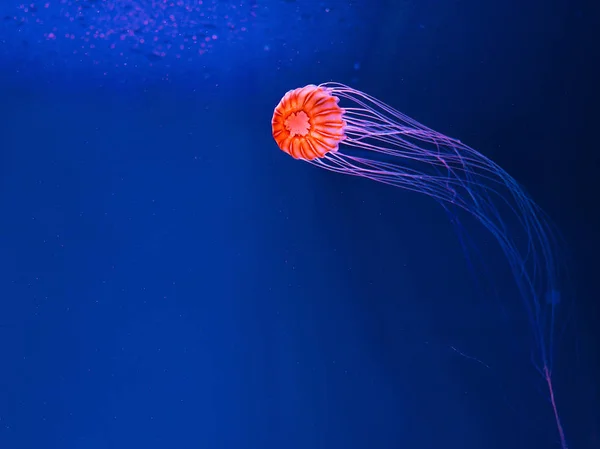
2,0,258,66
1,1,366,81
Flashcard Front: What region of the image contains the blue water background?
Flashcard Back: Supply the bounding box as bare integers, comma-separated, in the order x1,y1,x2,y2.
1,1,598,448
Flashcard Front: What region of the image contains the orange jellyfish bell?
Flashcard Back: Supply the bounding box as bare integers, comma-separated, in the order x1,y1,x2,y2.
271,84,347,161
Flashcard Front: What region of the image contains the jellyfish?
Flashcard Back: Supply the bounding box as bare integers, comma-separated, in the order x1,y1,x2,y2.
272,83,569,448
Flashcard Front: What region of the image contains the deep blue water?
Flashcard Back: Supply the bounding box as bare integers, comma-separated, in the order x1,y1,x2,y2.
1,1,598,448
